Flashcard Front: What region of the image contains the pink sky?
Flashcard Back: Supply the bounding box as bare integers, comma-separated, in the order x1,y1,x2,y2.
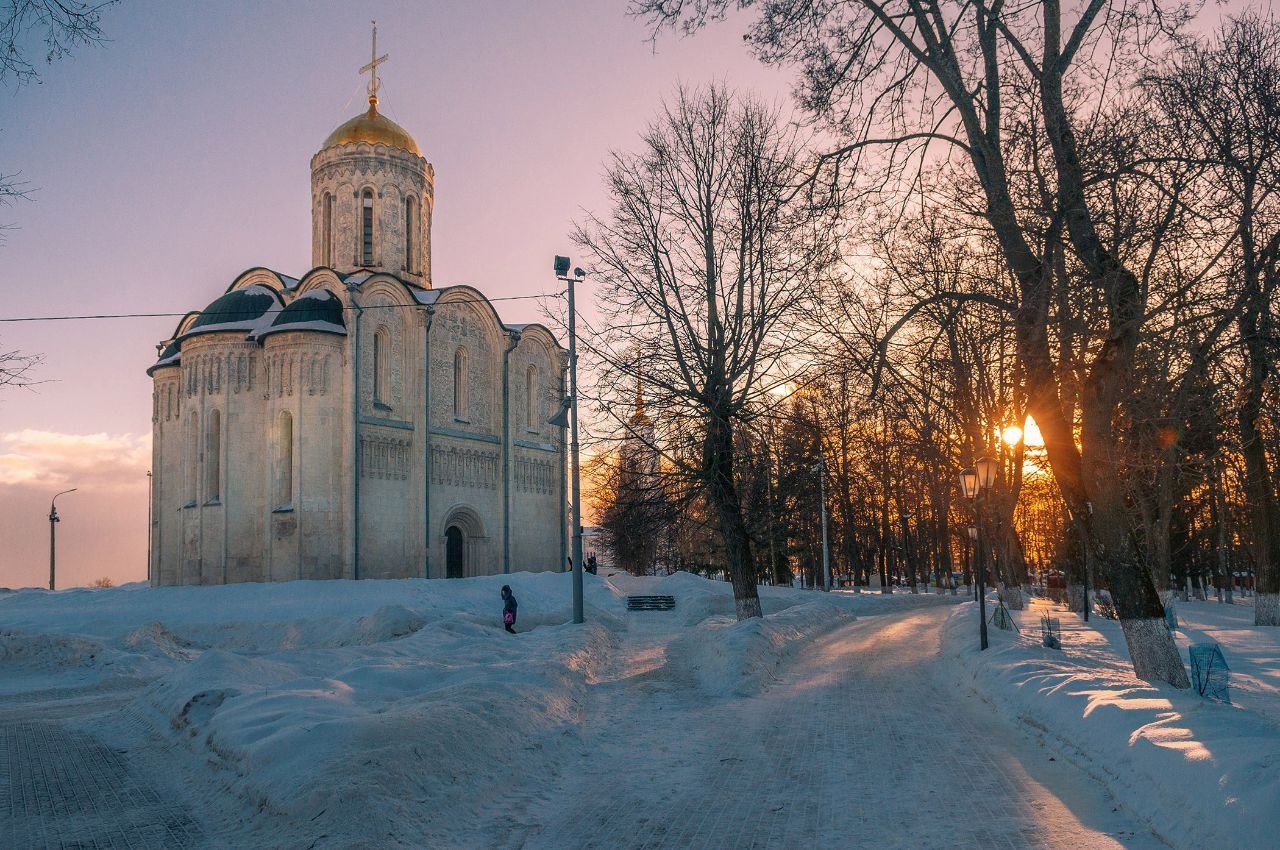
0,1,788,588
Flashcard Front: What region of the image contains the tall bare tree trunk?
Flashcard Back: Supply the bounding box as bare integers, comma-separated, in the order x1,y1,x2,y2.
704,407,762,619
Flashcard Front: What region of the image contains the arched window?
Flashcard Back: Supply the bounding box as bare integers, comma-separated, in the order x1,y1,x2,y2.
361,188,375,266
322,192,334,266
275,411,293,506
405,196,416,272
373,327,390,406
525,364,539,429
186,412,199,504
453,348,468,419
206,409,221,502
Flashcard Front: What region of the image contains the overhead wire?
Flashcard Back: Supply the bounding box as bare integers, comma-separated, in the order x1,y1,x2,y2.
0,292,563,324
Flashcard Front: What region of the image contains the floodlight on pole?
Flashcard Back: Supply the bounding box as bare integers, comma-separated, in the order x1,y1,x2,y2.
552,254,585,625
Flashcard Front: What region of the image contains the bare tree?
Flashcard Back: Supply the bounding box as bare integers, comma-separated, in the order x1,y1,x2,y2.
1,0,116,235
1151,12,1280,624
0,344,42,390
635,0,1194,686
0,2,115,388
576,84,834,618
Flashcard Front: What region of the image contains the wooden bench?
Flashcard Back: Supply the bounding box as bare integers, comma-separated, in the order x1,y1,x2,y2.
626,594,676,611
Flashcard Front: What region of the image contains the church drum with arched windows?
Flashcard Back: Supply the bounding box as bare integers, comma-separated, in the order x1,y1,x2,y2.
146,65,567,585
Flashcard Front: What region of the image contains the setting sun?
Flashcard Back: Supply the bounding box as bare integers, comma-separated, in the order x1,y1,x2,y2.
1002,418,1045,447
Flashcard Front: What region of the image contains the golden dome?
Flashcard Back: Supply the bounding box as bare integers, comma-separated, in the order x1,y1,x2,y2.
323,100,421,156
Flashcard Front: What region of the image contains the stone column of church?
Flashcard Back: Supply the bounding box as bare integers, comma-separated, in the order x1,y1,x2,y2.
263,330,347,580
150,365,181,585
219,339,265,583
182,332,253,584
175,343,204,583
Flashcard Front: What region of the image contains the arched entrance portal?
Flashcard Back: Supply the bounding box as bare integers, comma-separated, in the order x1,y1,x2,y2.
445,525,465,579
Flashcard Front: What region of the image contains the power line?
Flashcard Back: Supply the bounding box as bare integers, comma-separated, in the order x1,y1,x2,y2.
0,292,561,324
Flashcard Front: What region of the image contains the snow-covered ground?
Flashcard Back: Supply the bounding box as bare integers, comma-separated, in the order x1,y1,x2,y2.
941,594,1280,850
0,571,920,847
2,572,625,846
4,573,1267,848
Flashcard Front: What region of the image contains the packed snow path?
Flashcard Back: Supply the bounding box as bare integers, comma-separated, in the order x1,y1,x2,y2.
0,710,203,848
517,604,1164,850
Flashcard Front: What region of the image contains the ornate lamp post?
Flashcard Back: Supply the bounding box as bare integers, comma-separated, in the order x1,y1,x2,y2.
961,457,997,650
48,488,77,591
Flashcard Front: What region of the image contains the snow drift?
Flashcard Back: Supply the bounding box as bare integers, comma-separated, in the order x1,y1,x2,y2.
667,599,856,696
942,599,1280,850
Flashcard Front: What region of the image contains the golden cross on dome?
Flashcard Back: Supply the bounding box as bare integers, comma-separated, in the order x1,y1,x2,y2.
360,20,389,107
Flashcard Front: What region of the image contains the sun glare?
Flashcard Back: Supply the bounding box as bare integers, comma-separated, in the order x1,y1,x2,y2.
1001,418,1045,448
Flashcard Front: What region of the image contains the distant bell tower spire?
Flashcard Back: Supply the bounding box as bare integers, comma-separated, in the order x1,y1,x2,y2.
631,372,650,426
360,20,389,108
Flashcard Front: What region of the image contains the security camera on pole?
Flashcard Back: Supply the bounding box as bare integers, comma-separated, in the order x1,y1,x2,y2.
550,255,586,625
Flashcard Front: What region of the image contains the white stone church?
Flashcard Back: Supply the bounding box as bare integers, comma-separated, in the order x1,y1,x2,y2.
147,47,566,585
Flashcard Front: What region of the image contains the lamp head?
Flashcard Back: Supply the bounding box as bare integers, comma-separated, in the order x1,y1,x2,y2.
959,467,979,500
553,255,571,277
547,395,572,428
573,267,586,279
975,456,998,490
967,526,978,541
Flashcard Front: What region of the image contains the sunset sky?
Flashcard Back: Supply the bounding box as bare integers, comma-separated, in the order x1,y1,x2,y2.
0,0,788,588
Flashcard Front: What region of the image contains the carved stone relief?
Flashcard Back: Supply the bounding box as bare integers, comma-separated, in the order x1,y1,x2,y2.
431,445,499,490
515,456,556,494
361,434,411,480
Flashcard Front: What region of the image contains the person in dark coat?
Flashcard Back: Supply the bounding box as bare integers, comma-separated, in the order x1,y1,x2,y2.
501,585,518,633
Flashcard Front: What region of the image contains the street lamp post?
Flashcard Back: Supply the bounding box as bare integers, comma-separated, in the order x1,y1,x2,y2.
48,488,77,591
146,471,153,585
967,526,979,602
961,458,997,651
551,255,586,625
815,454,831,591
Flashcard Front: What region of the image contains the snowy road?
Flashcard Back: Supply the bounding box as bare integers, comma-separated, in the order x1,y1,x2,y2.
517,603,1166,850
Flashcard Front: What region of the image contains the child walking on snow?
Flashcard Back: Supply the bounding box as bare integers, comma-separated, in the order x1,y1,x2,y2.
501,585,518,634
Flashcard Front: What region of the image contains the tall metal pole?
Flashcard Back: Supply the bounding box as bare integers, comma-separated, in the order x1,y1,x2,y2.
977,492,989,651
817,455,831,591
48,488,76,591
146,471,153,584
566,273,585,625
49,507,56,590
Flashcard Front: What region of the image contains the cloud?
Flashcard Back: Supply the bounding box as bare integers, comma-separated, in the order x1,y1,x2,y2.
0,430,151,491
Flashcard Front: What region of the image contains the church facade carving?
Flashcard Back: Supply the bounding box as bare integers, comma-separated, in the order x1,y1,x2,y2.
147,54,566,586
